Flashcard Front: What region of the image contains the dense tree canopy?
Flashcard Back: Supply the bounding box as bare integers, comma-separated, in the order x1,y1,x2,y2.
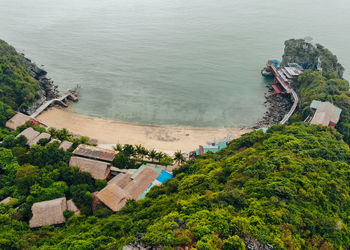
0,40,41,125
290,70,350,144
1,123,349,249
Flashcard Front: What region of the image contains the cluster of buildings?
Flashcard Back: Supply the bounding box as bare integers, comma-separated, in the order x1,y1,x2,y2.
20,143,174,228
6,112,73,149
96,165,173,212
15,127,73,150
68,144,174,212
3,99,344,229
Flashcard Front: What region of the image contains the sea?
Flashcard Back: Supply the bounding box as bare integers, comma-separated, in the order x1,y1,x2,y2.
0,0,349,128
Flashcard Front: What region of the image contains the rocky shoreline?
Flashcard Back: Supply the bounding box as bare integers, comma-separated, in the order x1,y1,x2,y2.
19,54,60,115
254,82,293,128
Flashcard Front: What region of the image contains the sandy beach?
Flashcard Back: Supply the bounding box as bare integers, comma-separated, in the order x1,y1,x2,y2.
37,107,251,153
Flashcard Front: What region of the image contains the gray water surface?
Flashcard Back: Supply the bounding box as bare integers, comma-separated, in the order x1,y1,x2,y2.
0,0,349,127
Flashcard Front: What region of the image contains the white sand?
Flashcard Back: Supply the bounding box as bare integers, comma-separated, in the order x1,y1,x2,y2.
37,108,251,153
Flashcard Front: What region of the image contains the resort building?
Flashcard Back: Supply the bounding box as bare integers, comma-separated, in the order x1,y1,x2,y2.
0,197,12,204
96,164,173,212
69,156,112,180
125,167,160,200
196,141,227,156
29,197,79,228
72,144,117,162
308,100,342,127
59,141,73,151
29,132,51,146
96,184,131,212
16,127,40,145
6,113,32,130
66,199,81,215
108,173,132,188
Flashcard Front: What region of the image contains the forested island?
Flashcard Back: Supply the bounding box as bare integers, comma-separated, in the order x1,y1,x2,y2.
0,38,350,249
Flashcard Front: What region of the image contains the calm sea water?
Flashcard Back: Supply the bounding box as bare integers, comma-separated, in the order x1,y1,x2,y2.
0,0,349,127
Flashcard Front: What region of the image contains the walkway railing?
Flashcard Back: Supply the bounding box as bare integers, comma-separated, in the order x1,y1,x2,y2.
30,91,77,118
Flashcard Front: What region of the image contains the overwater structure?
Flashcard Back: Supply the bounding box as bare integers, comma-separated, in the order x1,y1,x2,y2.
264,60,303,124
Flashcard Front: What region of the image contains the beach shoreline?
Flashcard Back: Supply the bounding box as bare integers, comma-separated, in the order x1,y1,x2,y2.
36,107,252,153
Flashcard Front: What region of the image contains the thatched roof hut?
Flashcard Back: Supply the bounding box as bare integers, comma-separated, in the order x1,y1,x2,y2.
69,156,111,180
124,168,159,200
73,144,117,162
108,173,131,188
67,199,80,215
16,127,41,145
29,197,67,228
29,132,51,146
96,183,131,212
0,197,12,204
5,113,32,131
59,141,73,151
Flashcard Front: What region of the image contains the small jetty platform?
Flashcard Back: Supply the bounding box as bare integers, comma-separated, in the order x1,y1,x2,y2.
30,88,78,118
265,60,302,125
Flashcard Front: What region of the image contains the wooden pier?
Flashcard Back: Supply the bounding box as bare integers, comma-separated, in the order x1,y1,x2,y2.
30,90,78,118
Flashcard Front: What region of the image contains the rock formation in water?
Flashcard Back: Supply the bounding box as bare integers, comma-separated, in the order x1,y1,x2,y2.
282,38,344,78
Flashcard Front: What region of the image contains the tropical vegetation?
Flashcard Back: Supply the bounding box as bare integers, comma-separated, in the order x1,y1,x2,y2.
0,38,349,249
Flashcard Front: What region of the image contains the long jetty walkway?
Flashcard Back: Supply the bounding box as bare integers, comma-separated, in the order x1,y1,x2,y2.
269,63,299,125
30,90,78,118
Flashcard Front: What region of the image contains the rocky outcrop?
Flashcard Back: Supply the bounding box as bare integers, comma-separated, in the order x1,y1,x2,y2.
243,237,274,250
19,55,59,115
282,38,344,78
255,86,293,128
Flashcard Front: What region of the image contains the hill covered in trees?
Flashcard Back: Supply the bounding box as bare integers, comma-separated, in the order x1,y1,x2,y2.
0,40,40,125
284,39,350,145
0,38,350,249
282,39,344,78
1,123,350,249
0,39,58,126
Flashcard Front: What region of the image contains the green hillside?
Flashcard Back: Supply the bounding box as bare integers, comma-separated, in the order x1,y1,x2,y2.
0,40,41,125
1,123,350,249
0,39,350,249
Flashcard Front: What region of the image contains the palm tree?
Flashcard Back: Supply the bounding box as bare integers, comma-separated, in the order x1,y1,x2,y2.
56,128,70,141
123,144,135,156
149,149,157,162
113,143,123,152
135,144,147,161
135,144,142,157
155,152,164,162
174,150,186,165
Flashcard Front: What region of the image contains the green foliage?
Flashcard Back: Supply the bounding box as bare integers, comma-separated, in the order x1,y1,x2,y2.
1,39,350,249
222,235,245,250
1,123,350,248
112,152,137,169
63,210,75,220
174,150,186,165
0,40,40,114
160,156,174,166
291,70,350,144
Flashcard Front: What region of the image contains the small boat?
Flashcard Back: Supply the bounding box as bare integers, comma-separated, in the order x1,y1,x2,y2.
261,67,273,77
